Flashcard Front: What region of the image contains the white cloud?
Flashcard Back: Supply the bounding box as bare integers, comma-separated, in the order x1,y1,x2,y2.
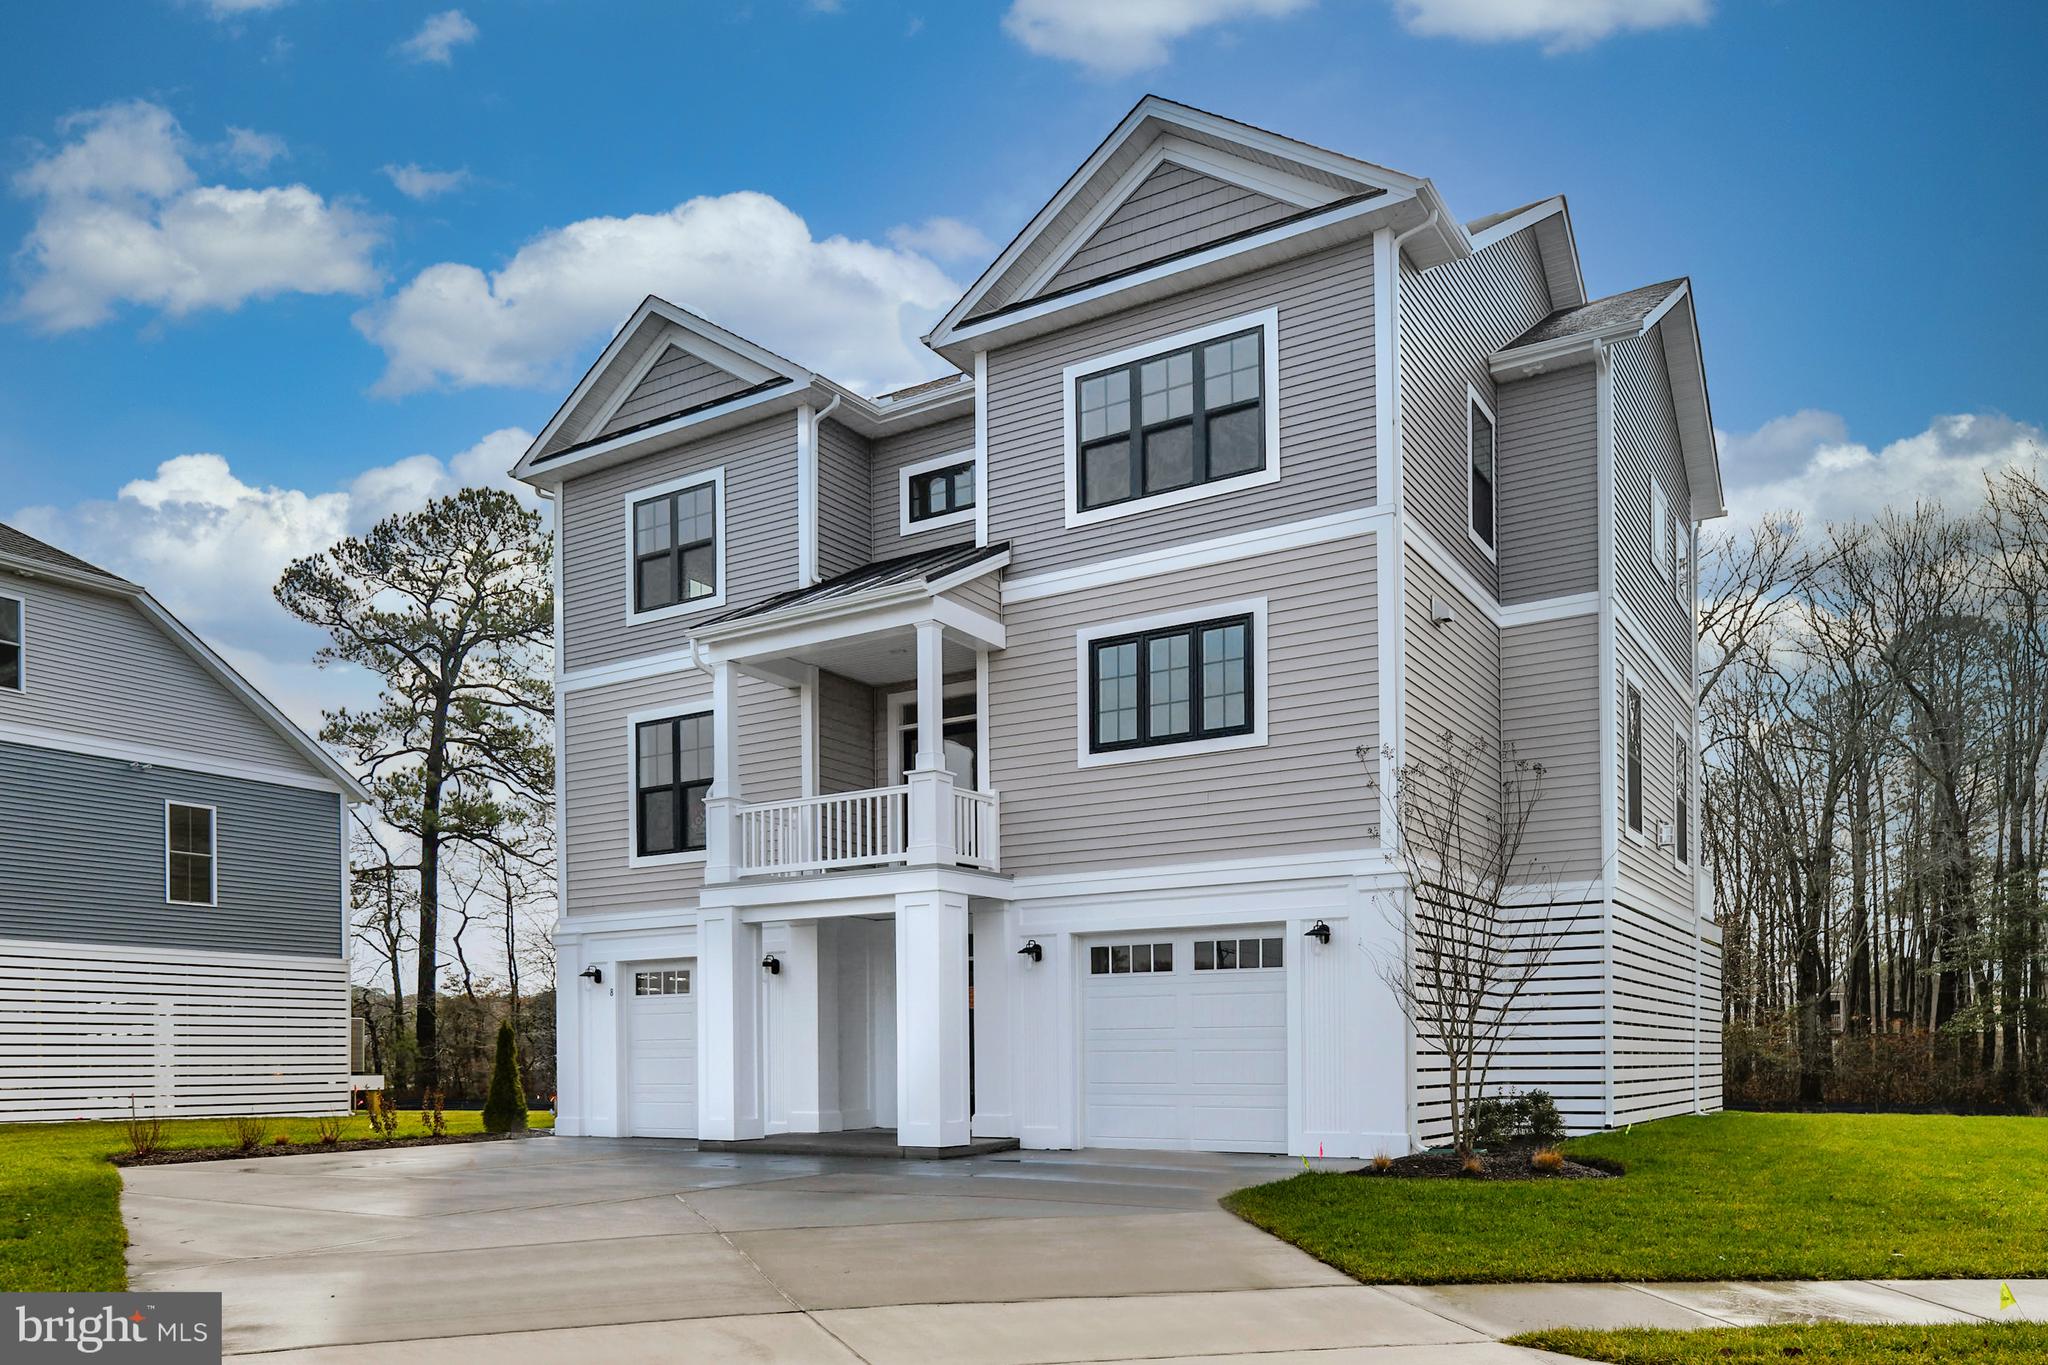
1719,411,2047,529
354,189,961,397
888,216,993,263
1392,0,1711,52
203,0,288,16
9,100,382,332
382,163,471,200
8,429,536,735
223,126,288,173
398,9,479,64
1002,0,1312,75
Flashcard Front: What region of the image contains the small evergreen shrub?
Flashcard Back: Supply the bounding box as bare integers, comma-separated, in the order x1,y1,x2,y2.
1520,1090,1567,1146
1467,1095,1518,1151
481,1021,528,1134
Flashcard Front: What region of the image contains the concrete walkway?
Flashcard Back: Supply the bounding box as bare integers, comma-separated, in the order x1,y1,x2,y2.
120,1137,2044,1362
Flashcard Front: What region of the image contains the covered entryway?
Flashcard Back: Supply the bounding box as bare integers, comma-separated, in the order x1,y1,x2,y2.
625,961,697,1137
1083,926,1289,1152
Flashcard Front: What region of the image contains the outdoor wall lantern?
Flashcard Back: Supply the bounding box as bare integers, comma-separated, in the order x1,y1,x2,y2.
1017,939,1043,964
1305,921,1332,946
578,966,603,985
761,954,782,976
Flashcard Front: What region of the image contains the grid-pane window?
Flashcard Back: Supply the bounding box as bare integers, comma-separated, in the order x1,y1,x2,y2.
1089,942,1175,974
1470,400,1496,548
1193,936,1284,970
166,803,215,905
1626,685,1643,834
1674,732,1690,864
634,968,691,996
1089,614,1253,753
908,461,976,523
633,482,717,612
0,596,19,692
1077,329,1265,512
637,713,713,856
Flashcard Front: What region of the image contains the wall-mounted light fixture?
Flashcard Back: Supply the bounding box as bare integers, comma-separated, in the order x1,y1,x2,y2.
578,966,603,985
1017,939,1043,964
761,954,781,976
1304,921,1332,946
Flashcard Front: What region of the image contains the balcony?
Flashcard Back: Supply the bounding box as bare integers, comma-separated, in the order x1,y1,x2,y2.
731,784,999,877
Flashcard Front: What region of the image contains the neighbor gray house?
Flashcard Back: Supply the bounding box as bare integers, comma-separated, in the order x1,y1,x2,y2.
517,96,1725,1155
0,523,368,1121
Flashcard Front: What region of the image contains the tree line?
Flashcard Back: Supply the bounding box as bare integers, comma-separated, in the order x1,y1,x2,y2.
1702,458,2048,1111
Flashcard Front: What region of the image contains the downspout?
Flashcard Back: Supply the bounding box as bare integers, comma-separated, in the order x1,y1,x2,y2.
797,393,843,587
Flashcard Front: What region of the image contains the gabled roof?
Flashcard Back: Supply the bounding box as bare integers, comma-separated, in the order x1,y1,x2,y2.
693,541,1008,634
1466,195,1585,310
1505,279,1687,351
0,521,372,800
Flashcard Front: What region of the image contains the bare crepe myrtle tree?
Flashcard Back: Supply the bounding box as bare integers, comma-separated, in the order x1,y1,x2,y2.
1360,733,1574,1156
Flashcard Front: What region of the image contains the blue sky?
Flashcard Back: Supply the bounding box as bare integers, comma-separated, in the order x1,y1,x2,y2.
2,0,2044,722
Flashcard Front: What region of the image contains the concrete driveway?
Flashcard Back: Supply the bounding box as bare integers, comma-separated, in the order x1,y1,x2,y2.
123,1136,1564,1363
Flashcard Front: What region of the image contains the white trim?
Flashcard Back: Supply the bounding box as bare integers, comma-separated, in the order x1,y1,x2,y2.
558,648,701,695
546,486,571,924
164,798,218,908
897,447,979,539
1467,195,1568,254
884,679,978,785
1061,307,1282,530
795,407,819,587
1617,599,1694,699
1497,592,1600,629
1595,343,1618,1130
798,666,819,798
1671,715,1691,870
1007,506,1386,604
0,719,350,794
973,351,990,548
1402,520,1495,612
0,587,23,694
1652,479,1673,582
1373,227,1399,514
1465,383,1498,563
1073,596,1268,770
624,701,717,870
621,466,728,625
1375,528,1401,851
1621,666,1648,847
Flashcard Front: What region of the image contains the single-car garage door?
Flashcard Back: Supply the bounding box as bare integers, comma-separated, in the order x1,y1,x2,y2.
1083,927,1288,1152
625,962,697,1137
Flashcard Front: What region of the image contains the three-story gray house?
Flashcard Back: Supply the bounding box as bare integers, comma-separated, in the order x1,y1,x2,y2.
0,523,367,1121
518,97,1724,1155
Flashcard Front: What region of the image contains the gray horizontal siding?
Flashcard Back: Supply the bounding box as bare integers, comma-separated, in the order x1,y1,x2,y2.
1044,163,1296,296
817,671,877,794
0,741,342,956
817,419,874,581
602,347,757,437
559,414,799,672
1500,613,1602,881
987,242,1376,579
539,324,669,459
1496,364,1598,604
1616,631,1694,922
1402,549,1502,847
989,534,1379,875
1399,226,1553,598
870,415,977,560
1611,330,1694,676
1,572,311,775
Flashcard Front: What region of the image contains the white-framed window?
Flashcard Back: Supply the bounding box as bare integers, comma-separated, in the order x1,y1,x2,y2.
626,704,715,867
1623,675,1645,841
898,448,978,537
633,967,691,996
165,801,217,907
622,467,726,622
885,679,979,786
1061,308,1281,529
0,590,22,693
1673,722,1691,867
1652,480,1674,582
1467,385,1497,559
1074,597,1268,768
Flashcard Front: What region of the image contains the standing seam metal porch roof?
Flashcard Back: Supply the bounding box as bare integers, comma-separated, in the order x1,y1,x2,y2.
692,541,1009,631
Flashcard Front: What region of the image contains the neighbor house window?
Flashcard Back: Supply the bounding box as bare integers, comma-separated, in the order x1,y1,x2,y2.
1674,731,1690,865
632,479,717,613
1469,392,1496,552
1625,684,1644,835
0,594,20,692
166,802,216,906
1090,614,1252,753
635,713,713,856
908,460,975,525
1075,328,1264,513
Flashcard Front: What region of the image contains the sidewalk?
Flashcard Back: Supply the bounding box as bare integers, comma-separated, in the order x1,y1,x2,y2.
1386,1278,2048,1337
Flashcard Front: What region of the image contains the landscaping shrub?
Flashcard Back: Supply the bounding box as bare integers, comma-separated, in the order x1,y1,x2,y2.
1530,1146,1565,1173
419,1090,448,1138
313,1115,344,1145
270,1133,291,1147
1521,1090,1566,1145
123,1100,164,1159
365,1090,399,1139
1465,1089,1567,1150
481,1021,528,1134
224,1114,265,1152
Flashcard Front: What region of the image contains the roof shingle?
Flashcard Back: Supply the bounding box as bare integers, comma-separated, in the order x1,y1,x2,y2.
1504,279,1686,352
0,521,132,587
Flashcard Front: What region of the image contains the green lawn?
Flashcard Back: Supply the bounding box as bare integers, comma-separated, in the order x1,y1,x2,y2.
0,1110,552,1293
1224,1112,2048,1283
1511,1323,2048,1363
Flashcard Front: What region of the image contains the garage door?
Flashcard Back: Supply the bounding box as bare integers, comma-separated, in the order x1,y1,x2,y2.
625,962,697,1137
1083,928,1288,1152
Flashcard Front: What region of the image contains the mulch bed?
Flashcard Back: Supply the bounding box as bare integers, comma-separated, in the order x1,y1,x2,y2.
112,1131,545,1167
1349,1148,1622,1181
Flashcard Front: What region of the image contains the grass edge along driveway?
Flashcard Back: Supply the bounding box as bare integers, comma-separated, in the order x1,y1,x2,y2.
1223,1112,2048,1284
0,1111,552,1293
1508,1322,2048,1364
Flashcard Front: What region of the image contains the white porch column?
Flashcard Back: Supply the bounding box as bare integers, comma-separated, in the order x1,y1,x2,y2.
905,619,956,866
895,890,971,1149
696,908,762,1140
703,658,743,884
779,919,841,1133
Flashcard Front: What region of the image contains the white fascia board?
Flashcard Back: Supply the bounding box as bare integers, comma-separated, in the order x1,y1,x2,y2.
1488,331,1612,381
1467,196,1569,253
697,590,1005,663
0,718,351,796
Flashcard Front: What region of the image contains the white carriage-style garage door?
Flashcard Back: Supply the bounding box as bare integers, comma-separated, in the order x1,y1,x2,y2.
625,962,697,1138
1082,927,1288,1153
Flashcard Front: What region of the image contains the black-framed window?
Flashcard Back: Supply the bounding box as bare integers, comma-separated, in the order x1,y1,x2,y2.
1089,942,1174,974
1090,614,1252,753
1674,732,1690,864
636,713,713,856
166,803,215,906
634,968,691,996
632,482,717,613
1470,398,1496,548
0,595,20,692
1194,936,1283,970
908,461,976,523
1076,328,1264,513
1625,684,1643,834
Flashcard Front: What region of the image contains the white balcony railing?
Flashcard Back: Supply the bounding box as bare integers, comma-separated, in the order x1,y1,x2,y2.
953,788,999,870
729,784,1000,878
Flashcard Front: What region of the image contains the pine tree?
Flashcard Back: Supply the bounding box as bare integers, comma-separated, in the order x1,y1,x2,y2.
482,1020,528,1133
